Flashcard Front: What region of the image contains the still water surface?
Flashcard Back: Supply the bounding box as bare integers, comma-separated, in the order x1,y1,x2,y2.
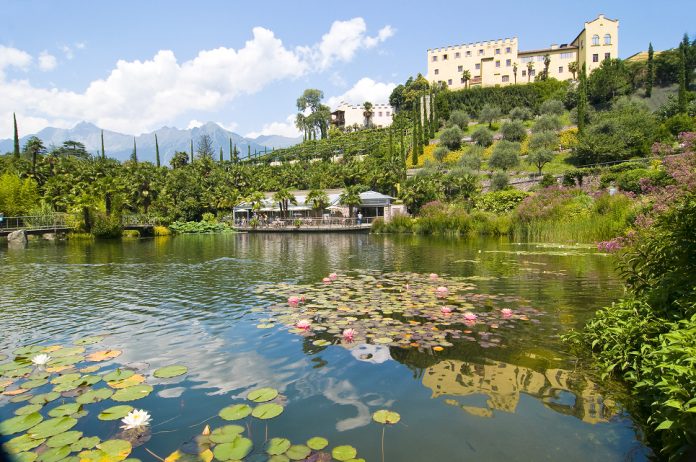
0,234,649,461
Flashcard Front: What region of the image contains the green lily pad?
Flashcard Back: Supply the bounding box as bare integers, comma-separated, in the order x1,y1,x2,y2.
312,340,331,346
332,446,357,461
153,365,188,379
251,403,284,420
246,387,278,403
37,446,71,462
27,416,78,439
48,402,82,417
14,403,43,415
103,369,134,382
265,438,291,455
29,391,60,404
213,437,253,461
98,405,134,421
209,425,245,443
111,384,153,402
257,323,275,329
372,409,401,424
75,335,105,345
219,404,252,421
11,394,34,403
0,412,43,435
373,337,393,344
51,347,85,357
307,437,329,450
76,387,113,404
51,373,81,384
50,355,84,367
286,445,311,460
97,439,133,461
46,430,83,448
71,436,101,451
268,456,290,462
20,378,48,389
14,452,37,462
14,345,45,356
4,433,46,453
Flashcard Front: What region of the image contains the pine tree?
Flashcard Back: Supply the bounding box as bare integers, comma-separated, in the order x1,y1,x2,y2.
130,138,138,163
678,43,688,113
190,140,194,162
101,130,105,159
13,113,20,160
155,134,160,167
577,64,588,134
646,43,654,98
219,147,224,162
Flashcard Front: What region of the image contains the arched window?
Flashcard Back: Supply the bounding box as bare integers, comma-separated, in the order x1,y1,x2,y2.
604,34,611,45
592,34,600,46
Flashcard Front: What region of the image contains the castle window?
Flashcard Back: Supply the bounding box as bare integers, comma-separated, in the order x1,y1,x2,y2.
505,47,511,53
592,54,599,62
495,60,500,68
558,66,563,73
455,52,461,58
475,63,480,70
443,54,448,60
448,79,452,85
522,70,526,77
604,34,611,45
495,48,501,55
502,75,509,82
478,49,484,55
466,50,472,57
605,52,611,60
506,59,511,66
434,69,439,75
432,55,437,62
458,65,463,72
592,34,600,46
378,112,382,117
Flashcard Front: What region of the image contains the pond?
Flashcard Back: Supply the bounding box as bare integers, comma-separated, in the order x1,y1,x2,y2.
0,233,650,461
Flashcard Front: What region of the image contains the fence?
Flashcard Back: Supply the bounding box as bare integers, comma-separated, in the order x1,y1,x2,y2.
0,214,73,233
235,217,374,230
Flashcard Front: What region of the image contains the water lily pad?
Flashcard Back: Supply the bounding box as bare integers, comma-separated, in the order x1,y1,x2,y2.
246,387,278,403
153,365,188,379
0,412,43,435
48,402,82,417
307,437,328,450
213,437,253,461
14,345,45,356
373,337,393,344
46,430,83,448
251,403,284,419
209,425,245,444
75,336,105,345
107,374,145,389
29,391,60,404
27,416,78,439
86,350,122,362
14,403,43,415
51,373,81,385
286,445,311,460
20,378,48,389
257,323,275,329
331,446,357,461
97,439,133,461
4,433,46,454
265,438,291,455
219,404,252,420
49,355,84,367
103,369,135,382
13,452,37,462
268,456,290,462
98,405,134,421
71,436,101,451
37,446,71,462
372,409,401,424
312,340,331,346
76,387,113,404
111,384,153,402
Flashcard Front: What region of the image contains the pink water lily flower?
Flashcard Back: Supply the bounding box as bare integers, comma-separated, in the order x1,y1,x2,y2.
329,273,338,280
429,273,439,280
501,308,513,318
296,319,312,330
463,311,477,321
288,296,300,307
436,286,449,298
322,277,332,284
440,306,453,314
342,328,356,342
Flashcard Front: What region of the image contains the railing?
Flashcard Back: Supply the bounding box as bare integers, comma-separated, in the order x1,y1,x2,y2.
0,214,74,233
234,217,375,230
121,214,162,227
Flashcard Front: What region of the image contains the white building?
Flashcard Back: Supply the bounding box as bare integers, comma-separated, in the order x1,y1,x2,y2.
331,102,394,129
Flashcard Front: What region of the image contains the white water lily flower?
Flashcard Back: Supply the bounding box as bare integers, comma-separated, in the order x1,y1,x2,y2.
120,409,152,430
31,354,51,365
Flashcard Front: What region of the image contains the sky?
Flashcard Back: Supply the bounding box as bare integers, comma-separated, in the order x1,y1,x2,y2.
1,0,693,140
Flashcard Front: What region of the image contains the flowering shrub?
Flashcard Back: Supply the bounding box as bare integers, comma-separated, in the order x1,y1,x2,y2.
559,127,578,150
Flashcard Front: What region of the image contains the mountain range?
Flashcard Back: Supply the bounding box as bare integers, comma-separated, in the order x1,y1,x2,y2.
0,122,301,164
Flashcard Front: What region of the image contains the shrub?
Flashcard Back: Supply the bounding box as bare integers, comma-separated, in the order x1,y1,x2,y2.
471,127,494,147
91,213,123,239
446,80,570,116
539,173,557,188
662,114,696,136
154,225,172,236
0,173,40,216
527,149,555,175
458,146,483,170
532,115,562,133
559,127,579,150
439,126,464,150
169,221,230,233
433,146,450,163
488,140,521,171
479,104,502,127
509,106,533,121
539,99,565,116
489,171,509,191
500,120,527,142
528,130,559,151
448,110,470,130
474,189,528,213
615,168,671,194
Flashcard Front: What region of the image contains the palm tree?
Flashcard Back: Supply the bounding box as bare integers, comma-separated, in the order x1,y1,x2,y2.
526,61,534,82
339,185,363,218
306,189,330,216
362,101,374,127
248,191,266,214
543,54,551,80
273,188,297,218
461,70,471,89
512,63,518,84
568,61,578,80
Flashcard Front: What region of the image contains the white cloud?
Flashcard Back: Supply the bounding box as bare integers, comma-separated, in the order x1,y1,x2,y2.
217,121,239,132
245,113,300,139
187,119,204,129
327,77,396,109
38,51,57,71
0,18,394,138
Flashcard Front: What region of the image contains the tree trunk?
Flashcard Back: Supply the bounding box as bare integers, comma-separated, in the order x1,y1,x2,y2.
83,207,92,232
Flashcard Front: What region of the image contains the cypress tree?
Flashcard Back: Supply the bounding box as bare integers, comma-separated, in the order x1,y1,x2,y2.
646,43,654,98
388,126,394,160
400,128,405,162
101,130,105,159
219,147,224,163
247,144,251,159
678,43,688,113
411,113,418,166
13,113,20,160
429,91,436,138
155,134,160,167
130,138,138,163
229,138,233,162
577,64,588,134
233,143,238,163
190,140,194,162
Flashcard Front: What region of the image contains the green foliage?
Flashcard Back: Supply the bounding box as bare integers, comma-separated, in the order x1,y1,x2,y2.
539,173,557,188
458,146,483,171
91,213,123,239
527,149,555,175
489,171,509,191
0,173,40,215
587,58,632,106
473,189,528,214
528,130,559,151
663,114,696,136
169,220,230,234
500,120,527,142
448,110,470,130
539,99,565,116
615,168,671,194
532,115,562,133
439,126,464,150
488,140,520,171
478,104,502,127
433,146,450,163
471,127,493,147
508,106,533,121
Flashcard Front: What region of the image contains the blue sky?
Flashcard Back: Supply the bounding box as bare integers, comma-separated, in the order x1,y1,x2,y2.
1,0,693,139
